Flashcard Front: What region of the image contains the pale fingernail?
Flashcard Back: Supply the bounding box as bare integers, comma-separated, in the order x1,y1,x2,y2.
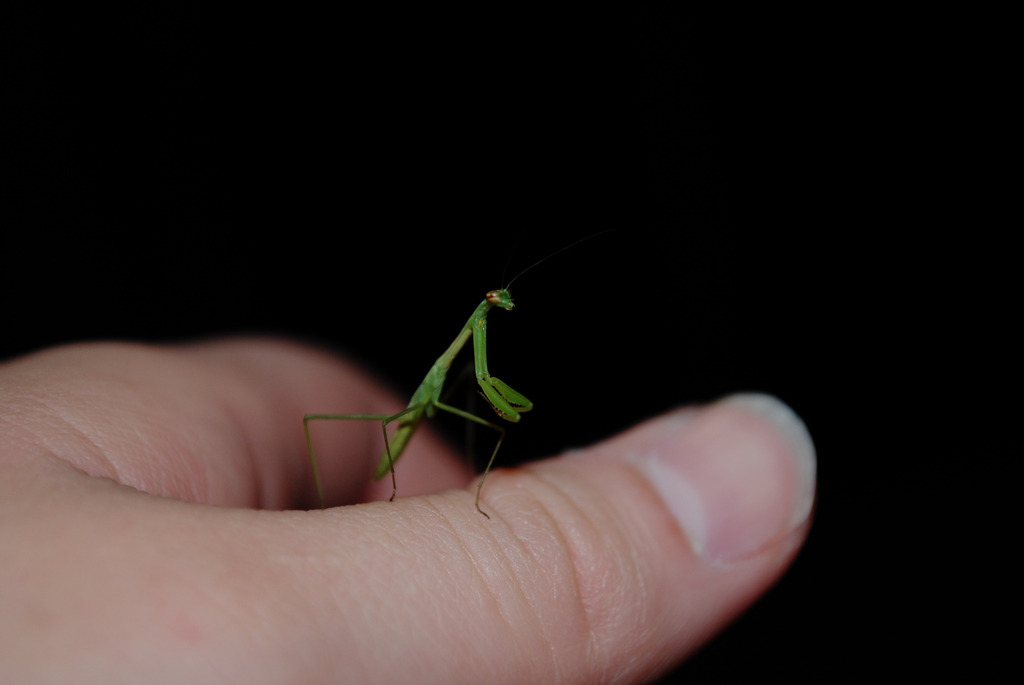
638,394,817,564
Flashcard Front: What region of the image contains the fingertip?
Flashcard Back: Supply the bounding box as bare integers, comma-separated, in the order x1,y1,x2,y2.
464,396,817,675
632,394,816,564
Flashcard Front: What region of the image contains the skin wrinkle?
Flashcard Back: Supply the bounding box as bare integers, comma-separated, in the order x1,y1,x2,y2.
144,347,275,505
126,418,206,503
5,349,203,502
614,461,701,660
422,527,500,680
119,414,191,500
213,395,265,508
521,469,601,656
416,501,470,639
533,458,673,680
490,467,608,681
155,395,226,504
15,390,120,484
55,353,143,475
458,518,528,679
110,345,221,501
446,503,523,680
568,503,652,680
459,509,538,676
492,485,572,682
364,501,524,682
391,492,542,680
193,348,286,508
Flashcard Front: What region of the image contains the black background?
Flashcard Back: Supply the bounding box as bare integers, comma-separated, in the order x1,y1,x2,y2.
2,6,1008,681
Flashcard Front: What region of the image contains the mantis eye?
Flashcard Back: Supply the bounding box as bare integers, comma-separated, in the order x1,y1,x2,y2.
486,289,515,310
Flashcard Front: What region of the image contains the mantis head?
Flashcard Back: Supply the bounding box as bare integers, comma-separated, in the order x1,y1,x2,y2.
485,289,515,311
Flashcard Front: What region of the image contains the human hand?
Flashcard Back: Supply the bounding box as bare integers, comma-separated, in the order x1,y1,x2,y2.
0,339,815,683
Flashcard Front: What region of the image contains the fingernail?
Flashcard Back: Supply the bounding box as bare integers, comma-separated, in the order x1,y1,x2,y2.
637,394,817,564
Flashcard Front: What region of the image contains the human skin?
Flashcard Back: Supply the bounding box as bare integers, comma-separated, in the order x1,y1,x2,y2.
0,339,815,683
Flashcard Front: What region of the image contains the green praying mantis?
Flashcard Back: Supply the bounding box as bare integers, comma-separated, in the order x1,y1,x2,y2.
303,232,608,518
304,288,530,518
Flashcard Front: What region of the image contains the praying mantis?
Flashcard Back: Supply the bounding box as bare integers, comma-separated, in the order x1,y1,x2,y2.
304,231,608,518
303,287,532,518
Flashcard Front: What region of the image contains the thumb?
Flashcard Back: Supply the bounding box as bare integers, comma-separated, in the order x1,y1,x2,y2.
315,393,816,683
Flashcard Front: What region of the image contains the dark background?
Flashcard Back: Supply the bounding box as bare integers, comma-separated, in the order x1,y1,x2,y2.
2,6,1007,681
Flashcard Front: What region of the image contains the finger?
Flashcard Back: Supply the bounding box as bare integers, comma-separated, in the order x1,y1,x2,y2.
303,393,816,682
0,338,470,509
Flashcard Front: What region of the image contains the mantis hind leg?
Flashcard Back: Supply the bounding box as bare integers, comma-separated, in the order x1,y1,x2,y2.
303,407,420,508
